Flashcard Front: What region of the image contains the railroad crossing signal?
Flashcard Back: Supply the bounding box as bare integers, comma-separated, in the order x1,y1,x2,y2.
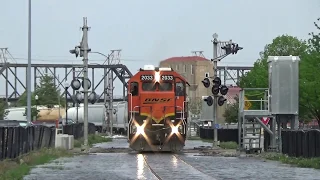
202,76,228,106
261,117,270,125
202,78,210,88
244,96,251,110
204,96,213,106
221,43,243,55
217,96,227,106
211,77,221,95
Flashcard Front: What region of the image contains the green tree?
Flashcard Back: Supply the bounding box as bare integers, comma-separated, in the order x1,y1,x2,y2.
240,35,307,89
16,74,65,121
308,18,320,52
0,98,6,119
188,97,202,115
35,74,64,108
299,18,320,126
239,35,307,110
16,91,37,107
17,74,64,108
223,96,239,123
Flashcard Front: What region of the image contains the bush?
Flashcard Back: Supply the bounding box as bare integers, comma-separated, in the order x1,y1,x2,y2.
219,141,238,149
74,134,112,148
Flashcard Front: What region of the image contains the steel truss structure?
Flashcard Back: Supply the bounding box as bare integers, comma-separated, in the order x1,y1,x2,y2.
0,63,133,106
216,66,253,85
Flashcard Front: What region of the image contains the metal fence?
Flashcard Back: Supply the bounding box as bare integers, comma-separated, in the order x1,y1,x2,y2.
199,127,238,143
264,129,320,158
0,125,55,160
63,123,96,139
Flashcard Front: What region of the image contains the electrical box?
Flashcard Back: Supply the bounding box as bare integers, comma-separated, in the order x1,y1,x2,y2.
201,96,214,121
268,56,300,115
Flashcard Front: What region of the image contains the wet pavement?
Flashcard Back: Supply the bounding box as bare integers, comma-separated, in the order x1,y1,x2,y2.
92,137,213,150
24,138,320,180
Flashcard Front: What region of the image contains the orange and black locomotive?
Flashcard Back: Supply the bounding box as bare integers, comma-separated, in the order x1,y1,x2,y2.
127,65,189,152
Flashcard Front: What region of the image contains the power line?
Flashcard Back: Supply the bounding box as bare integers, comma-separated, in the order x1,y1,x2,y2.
10,57,255,65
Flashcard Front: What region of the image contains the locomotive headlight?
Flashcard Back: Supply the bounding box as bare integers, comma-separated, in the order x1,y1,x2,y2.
137,125,144,135
132,124,144,135
154,71,160,82
172,126,179,134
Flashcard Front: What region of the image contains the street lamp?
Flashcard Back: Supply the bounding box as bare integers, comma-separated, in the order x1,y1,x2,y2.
212,33,218,40
64,81,70,125
31,95,39,121
35,95,38,121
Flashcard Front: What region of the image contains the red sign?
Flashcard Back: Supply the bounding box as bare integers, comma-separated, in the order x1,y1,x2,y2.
261,117,270,125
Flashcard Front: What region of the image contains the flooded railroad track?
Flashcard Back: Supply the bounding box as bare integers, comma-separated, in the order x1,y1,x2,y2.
142,154,216,180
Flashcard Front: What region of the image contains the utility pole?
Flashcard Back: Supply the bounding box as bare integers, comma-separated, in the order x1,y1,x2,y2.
212,33,219,147
108,66,114,136
106,53,112,136
82,17,90,153
107,49,121,136
27,0,32,125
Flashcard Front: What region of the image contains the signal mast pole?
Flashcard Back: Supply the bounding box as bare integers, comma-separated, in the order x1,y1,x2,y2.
212,33,219,147
82,17,90,153
202,33,242,148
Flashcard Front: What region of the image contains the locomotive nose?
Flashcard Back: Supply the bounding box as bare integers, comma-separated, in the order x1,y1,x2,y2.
151,109,164,123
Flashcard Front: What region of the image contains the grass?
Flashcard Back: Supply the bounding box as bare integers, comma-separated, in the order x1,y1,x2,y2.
74,134,112,148
0,134,112,180
219,141,238,149
0,148,72,180
261,152,320,169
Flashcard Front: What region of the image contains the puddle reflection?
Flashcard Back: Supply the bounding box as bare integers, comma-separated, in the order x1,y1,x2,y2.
137,154,145,179
171,155,178,168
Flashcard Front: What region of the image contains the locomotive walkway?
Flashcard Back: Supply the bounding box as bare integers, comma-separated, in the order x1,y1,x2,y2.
24,138,320,180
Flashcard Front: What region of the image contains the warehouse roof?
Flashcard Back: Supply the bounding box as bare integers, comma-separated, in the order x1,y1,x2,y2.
161,56,210,62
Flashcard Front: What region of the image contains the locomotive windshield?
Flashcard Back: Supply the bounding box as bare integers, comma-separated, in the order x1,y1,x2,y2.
142,82,173,91
142,82,156,91
159,82,173,91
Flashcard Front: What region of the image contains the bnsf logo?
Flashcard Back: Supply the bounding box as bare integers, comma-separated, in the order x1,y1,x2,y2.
143,98,172,104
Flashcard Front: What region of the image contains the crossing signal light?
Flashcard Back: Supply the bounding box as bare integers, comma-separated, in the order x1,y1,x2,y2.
212,77,221,86
212,77,221,95
221,44,232,55
221,43,243,55
204,96,213,106
202,78,210,88
69,46,80,58
212,86,219,95
89,92,97,104
219,85,229,95
217,96,227,106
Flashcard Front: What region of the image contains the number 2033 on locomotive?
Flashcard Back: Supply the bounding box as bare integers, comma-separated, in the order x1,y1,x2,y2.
161,75,173,81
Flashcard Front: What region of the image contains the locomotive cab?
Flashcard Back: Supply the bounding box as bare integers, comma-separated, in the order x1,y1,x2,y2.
127,65,189,152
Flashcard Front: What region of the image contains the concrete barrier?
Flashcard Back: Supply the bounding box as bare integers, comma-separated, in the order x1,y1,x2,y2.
55,134,74,150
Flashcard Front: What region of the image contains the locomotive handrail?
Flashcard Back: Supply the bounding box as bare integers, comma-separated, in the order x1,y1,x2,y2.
128,105,140,126
182,101,187,123
176,105,186,126
163,105,186,126
129,93,133,122
128,105,140,135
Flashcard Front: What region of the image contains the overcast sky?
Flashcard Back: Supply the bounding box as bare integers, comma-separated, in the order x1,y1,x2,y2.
0,0,319,97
